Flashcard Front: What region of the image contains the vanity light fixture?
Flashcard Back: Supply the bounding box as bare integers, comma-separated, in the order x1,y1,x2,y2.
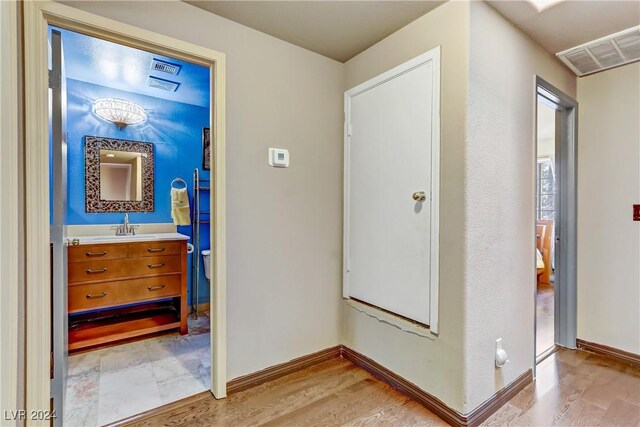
93,98,147,129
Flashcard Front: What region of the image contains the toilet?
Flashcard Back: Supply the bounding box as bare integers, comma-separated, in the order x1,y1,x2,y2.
202,249,211,280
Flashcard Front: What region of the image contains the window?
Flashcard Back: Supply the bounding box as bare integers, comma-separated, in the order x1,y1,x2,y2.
537,157,556,220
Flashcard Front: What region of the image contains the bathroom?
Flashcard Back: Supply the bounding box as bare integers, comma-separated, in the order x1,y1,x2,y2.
48,27,214,425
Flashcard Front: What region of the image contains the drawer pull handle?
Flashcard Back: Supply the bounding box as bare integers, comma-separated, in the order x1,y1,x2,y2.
86,251,107,257
148,262,165,269
147,247,165,253
86,292,107,299
147,285,166,291
86,268,107,274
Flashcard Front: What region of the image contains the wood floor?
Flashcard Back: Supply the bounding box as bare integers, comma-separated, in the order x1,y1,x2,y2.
116,348,640,427
536,283,555,357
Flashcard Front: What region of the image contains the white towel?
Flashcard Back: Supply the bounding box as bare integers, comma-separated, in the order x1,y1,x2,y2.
171,187,190,226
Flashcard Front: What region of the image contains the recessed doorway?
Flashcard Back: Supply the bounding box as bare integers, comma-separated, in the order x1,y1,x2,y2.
48,26,214,426
534,77,578,364
535,99,557,358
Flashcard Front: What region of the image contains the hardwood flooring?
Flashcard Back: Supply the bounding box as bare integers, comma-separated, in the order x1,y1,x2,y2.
536,283,555,357
484,349,640,426
116,348,640,427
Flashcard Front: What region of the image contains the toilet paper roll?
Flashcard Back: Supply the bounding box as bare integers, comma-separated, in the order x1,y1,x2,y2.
187,243,194,254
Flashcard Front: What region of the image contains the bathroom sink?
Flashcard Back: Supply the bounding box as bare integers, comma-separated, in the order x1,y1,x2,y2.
97,234,159,240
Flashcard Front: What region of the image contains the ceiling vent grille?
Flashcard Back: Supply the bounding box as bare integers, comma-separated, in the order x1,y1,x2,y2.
557,26,640,76
150,58,181,75
147,76,180,92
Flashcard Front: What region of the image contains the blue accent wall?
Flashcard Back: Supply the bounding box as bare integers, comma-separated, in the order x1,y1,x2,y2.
64,78,211,304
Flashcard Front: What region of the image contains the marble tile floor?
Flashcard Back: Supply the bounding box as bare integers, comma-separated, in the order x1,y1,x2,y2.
64,312,211,427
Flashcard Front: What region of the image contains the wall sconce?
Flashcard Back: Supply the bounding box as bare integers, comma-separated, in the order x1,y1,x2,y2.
93,98,147,129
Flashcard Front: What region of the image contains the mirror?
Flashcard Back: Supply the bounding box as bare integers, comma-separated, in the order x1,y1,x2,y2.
99,150,143,201
84,136,155,213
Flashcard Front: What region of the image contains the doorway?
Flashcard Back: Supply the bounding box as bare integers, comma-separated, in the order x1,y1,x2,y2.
534,77,578,363
23,2,226,423
535,98,557,358
48,25,214,426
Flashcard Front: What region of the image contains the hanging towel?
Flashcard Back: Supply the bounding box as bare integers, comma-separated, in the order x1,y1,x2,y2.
171,187,191,226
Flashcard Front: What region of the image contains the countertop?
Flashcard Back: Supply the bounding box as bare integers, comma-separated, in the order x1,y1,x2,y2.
68,232,190,245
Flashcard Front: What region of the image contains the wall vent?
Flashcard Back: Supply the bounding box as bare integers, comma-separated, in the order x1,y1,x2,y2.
557,26,640,76
150,58,181,75
147,76,180,92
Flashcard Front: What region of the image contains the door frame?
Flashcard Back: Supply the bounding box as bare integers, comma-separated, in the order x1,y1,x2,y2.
0,1,22,423
343,47,441,333
534,76,578,365
22,0,227,417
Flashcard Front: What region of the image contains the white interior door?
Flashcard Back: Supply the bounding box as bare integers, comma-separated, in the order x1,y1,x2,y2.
344,48,440,330
50,28,68,426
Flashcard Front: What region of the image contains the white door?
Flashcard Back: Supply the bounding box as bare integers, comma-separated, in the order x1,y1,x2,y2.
344,48,440,331
50,28,69,426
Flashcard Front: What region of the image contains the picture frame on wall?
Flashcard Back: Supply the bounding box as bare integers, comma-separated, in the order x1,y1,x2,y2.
202,127,211,171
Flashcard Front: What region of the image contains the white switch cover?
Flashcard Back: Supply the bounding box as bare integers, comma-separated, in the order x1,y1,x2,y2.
269,148,289,168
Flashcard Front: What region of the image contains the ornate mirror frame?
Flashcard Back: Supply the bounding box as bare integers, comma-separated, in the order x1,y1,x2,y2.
84,135,155,213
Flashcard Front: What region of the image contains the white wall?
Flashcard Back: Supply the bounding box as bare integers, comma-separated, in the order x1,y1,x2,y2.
465,1,576,412
343,0,579,414
343,1,469,412
577,63,640,354
537,102,556,159
61,0,345,380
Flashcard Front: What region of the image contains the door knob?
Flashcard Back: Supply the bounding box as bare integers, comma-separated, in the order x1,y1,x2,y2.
412,191,427,202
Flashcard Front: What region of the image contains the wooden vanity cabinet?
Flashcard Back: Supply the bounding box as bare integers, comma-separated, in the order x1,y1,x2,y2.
67,239,188,351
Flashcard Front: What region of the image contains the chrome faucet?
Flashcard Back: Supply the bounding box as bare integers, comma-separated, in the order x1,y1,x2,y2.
112,213,139,236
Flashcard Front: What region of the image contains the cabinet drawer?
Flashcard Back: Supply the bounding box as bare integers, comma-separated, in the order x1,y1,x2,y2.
68,243,128,263
68,255,181,284
69,275,181,313
128,241,182,258
68,281,122,312
119,274,181,305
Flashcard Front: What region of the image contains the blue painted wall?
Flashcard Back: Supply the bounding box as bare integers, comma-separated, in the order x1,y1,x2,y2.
64,78,211,304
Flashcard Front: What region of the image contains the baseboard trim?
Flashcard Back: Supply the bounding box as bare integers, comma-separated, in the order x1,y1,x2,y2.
464,368,533,426
226,345,343,394
108,344,533,427
340,346,532,427
577,338,640,367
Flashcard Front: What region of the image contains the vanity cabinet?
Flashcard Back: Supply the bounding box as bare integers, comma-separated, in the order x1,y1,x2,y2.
67,239,188,351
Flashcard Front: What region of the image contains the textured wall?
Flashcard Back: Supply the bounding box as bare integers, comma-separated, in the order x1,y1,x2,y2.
465,1,576,412
343,1,469,412
577,63,640,354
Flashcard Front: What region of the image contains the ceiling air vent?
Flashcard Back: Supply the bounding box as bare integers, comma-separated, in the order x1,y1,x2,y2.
150,58,181,75
147,76,180,92
557,26,640,77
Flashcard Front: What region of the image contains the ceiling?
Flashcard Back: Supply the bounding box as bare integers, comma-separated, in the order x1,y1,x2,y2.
185,1,445,62
53,27,210,107
487,0,640,54
185,1,639,65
